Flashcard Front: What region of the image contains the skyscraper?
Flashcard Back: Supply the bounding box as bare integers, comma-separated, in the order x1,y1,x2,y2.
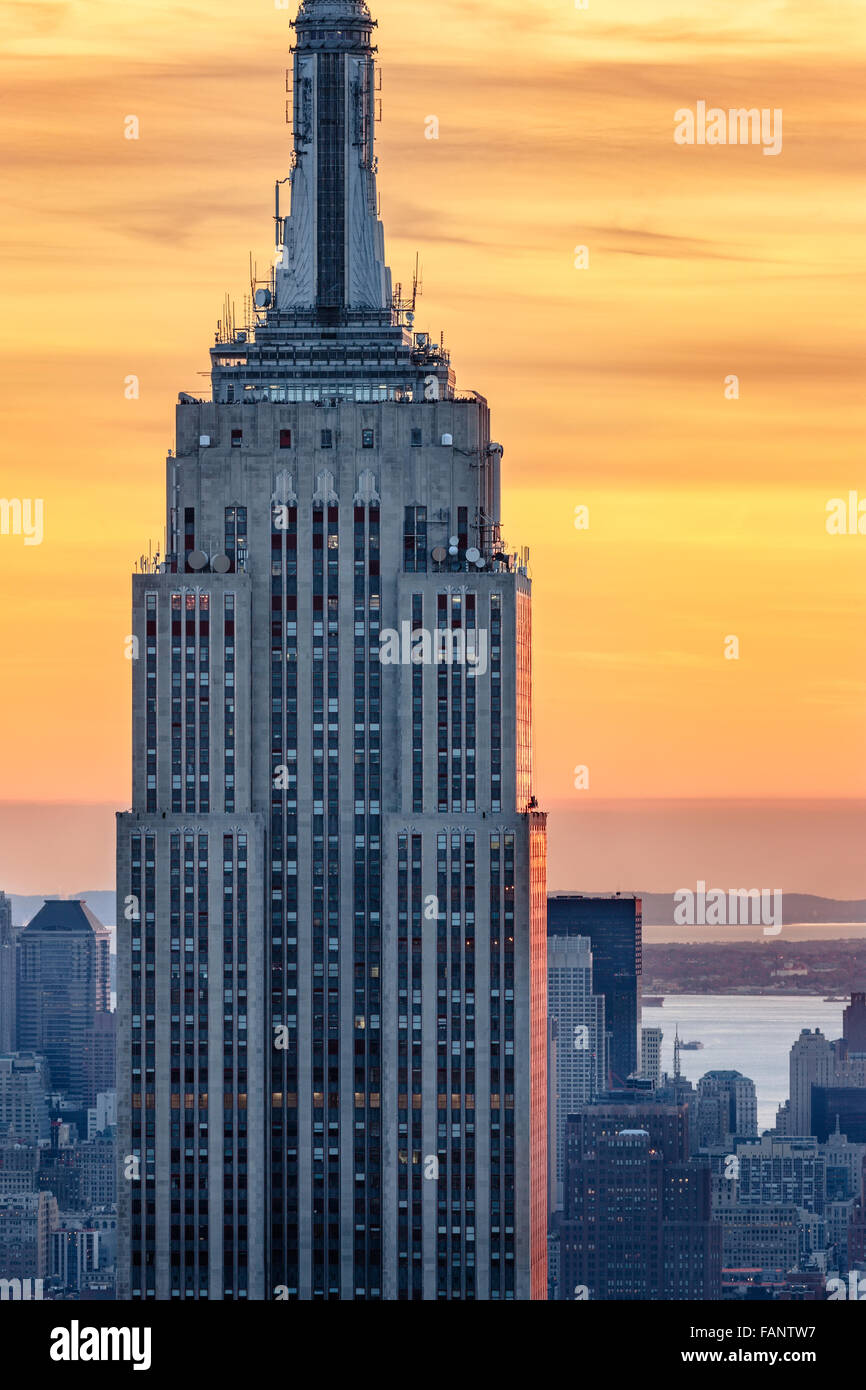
16,901,110,1106
547,933,605,1209
547,894,642,1086
117,0,547,1301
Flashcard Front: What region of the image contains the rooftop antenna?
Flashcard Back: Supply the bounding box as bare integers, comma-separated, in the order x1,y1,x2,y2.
275,176,290,250
411,252,422,310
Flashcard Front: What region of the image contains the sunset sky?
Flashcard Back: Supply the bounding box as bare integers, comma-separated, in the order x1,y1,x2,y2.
1,0,864,898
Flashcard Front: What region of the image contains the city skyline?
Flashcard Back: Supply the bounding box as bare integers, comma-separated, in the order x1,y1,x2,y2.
1,0,865,1328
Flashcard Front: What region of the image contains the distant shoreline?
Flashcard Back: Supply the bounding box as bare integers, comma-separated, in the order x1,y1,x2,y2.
643,935,866,998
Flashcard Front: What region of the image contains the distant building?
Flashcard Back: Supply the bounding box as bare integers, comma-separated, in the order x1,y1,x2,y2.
640,1027,663,1089
87,1091,117,1140
789,1030,836,1134
0,1141,39,1196
16,901,112,1106
0,893,16,1054
847,1158,866,1266
0,1054,49,1144
558,1122,720,1300
694,1070,757,1149
84,1011,116,1105
568,1097,692,1162
77,1136,116,1209
843,994,866,1056
715,1205,800,1277
734,1135,825,1214
812,1088,866,1144
0,1192,58,1280
822,1121,866,1201
548,895,642,1087
51,1223,100,1291
547,933,605,1209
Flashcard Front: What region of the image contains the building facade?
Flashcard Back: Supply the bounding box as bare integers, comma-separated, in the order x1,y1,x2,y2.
0,893,15,1056
547,934,605,1209
547,895,642,1086
558,1124,720,1300
0,1054,50,1144
16,902,110,1106
694,1070,758,1150
117,0,547,1301
640,1026,663,1089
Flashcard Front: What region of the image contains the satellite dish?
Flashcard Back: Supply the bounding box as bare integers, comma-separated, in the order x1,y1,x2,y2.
211,554,231,574
475,557,486,568
254,288,272,309
449,536,459,547
448,546,459,557
188,550,208,571
465,547,480,563
431,546,447,563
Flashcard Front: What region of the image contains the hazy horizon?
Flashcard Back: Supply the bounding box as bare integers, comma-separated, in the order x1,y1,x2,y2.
3,795,864,900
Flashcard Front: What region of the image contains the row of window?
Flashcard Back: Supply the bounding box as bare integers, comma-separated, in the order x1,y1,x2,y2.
232,427,380,450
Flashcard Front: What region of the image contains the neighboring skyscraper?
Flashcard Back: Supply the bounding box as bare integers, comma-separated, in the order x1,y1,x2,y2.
117,0,547,1301
0,893,15,1055
16,901,110,1106
547,933,605,1209
547,895,642,1086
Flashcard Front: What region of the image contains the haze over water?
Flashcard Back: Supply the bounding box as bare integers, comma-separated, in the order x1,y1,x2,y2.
646,994,846,1131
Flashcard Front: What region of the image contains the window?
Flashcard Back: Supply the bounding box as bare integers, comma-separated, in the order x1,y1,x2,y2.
362,429,374,449
231,429,242,448
321,430,333,449
279,429,292,449
411,428,422,447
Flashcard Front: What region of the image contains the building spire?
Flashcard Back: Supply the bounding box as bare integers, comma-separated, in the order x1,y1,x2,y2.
276,0,391,319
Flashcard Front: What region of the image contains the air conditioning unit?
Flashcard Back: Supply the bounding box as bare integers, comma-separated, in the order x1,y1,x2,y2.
199,435,211,447
441,433,453,447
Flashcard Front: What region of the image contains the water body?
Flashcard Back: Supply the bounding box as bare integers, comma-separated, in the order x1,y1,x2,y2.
642,994,846,1131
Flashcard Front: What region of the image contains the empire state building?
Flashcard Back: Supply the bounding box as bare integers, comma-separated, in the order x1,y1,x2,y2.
117,0,547,1301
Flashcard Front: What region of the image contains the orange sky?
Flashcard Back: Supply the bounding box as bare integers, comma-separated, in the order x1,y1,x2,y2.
1,0,865,892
